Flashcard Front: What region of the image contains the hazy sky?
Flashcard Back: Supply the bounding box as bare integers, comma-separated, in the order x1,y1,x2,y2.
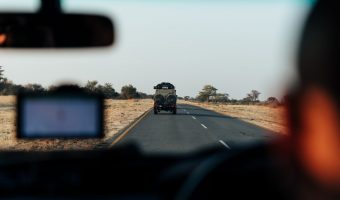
0,0,312,100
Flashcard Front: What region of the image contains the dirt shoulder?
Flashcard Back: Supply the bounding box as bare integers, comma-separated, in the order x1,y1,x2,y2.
180,100,287,135
0,96,153,151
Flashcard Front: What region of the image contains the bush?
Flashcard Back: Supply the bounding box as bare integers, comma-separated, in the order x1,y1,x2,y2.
121,84,138,99
265,97,281,107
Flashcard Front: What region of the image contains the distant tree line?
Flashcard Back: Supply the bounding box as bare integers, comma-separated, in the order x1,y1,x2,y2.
192,84,283,106
0,66,152,99
1,66,282,104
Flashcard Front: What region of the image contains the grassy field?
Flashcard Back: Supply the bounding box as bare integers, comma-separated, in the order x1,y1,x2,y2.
0,96,153,151
181,100,287,135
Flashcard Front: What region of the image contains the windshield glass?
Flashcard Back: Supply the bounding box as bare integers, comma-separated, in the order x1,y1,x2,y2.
0,0,313,153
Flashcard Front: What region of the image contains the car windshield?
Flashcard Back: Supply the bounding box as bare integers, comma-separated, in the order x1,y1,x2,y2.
0,0,313,154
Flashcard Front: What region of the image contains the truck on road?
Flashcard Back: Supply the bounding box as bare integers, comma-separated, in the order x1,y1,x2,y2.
153,82,177,114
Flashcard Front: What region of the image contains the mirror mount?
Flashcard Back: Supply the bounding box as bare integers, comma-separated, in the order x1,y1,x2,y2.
39,0,62,14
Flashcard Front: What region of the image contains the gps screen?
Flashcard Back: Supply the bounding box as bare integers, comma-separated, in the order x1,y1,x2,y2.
17,96,103,138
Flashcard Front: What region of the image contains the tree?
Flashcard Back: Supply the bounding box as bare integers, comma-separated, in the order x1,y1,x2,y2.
0,67,24,95
0,66,5,92
229,99,238,104
0,83,25,95
266,97,279,103
84,81,119,98
215,93,229,102
136,92,150,99
0,66,4,82
266,97,280,107
246,90,261,102
121,84,137,99
241,96,252,104
97,83,119,98
85,80,98,92
48,84,58,91
24,83,46,93
197,85,217,102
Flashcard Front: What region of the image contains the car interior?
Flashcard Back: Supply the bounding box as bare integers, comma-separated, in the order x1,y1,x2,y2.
1,0,339,199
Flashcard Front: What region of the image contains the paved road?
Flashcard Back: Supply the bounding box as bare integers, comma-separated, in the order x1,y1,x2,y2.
115,104,276,155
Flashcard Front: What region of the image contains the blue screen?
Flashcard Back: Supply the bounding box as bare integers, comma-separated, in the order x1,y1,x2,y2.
21,98,101,138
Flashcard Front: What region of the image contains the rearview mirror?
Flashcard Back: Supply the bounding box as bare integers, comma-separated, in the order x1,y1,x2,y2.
0,13,114,48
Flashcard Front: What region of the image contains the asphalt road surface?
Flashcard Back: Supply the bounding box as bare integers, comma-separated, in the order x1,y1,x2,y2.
114,104,276,155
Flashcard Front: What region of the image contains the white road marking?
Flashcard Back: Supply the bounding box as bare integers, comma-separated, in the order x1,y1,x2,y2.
201,124,208,129
192,116,196,120
219,140,231,149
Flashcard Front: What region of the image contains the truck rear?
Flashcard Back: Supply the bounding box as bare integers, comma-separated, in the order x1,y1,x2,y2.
153,82,177,114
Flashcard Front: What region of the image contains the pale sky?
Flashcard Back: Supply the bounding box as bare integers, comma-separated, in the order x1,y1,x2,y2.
0,0,313,100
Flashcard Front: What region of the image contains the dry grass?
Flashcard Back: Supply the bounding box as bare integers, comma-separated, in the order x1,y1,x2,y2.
181,100,287,135
0,96,153,151
1,96,286,150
